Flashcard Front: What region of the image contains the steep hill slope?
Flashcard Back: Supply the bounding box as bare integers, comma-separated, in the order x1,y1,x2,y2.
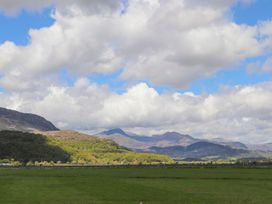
0,107,58,132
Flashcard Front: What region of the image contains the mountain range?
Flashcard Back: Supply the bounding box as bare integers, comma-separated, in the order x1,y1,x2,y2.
97,128,272,160
1,106,271,162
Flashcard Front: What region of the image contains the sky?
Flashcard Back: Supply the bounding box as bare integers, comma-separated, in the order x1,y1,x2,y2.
0,0,272,143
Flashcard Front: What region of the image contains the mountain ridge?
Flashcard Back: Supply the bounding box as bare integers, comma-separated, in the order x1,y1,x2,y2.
0,107,58,132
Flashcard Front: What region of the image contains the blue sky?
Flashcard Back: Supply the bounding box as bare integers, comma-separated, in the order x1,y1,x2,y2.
234,0,272,25
0,0,271,94
0,7,54,45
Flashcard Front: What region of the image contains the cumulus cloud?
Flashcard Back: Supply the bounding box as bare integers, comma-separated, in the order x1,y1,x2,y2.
0,0,269,90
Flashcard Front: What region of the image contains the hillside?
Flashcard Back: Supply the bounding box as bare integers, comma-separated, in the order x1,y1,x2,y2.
0,130,173,165
0,107,58,132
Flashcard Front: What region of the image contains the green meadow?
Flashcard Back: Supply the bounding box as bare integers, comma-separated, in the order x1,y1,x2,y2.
0,167,272,204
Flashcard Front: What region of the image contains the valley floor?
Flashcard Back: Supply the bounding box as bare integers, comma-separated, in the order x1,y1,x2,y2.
0,167,272,204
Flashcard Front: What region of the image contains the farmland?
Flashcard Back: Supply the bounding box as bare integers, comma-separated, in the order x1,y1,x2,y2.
0,167,272,204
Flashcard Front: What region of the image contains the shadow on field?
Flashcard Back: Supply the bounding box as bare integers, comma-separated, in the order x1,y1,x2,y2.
0,131,70,163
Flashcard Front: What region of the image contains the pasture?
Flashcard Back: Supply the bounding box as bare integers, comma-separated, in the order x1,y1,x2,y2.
0,167,272,204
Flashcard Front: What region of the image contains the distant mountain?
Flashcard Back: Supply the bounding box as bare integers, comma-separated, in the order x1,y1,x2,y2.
98,129,198,150
247,143,272,152
150,142,249,160
0,107,58,132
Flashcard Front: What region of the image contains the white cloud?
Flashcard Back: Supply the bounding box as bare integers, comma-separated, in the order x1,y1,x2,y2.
0,0,269,90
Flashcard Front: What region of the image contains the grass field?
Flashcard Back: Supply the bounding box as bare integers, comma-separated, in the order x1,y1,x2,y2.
1,168,272,204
